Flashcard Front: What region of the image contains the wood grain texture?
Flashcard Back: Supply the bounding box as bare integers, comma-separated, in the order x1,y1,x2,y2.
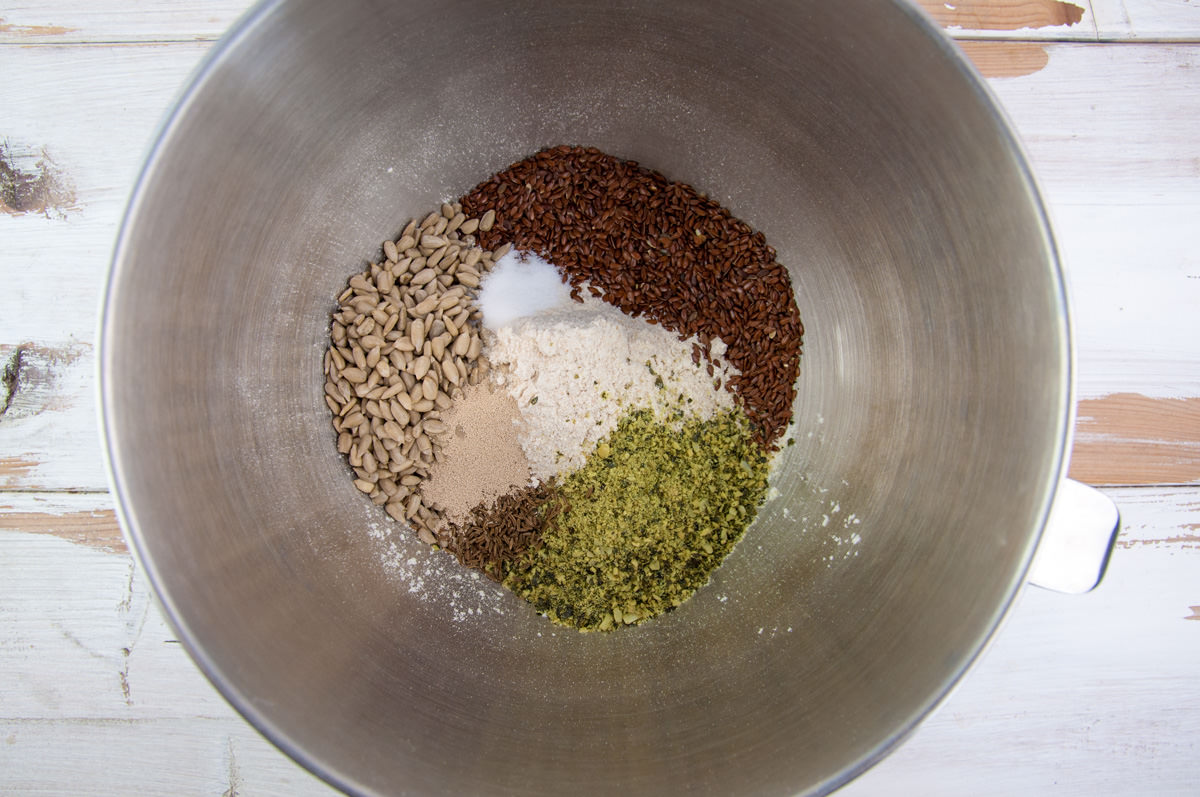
0,343,103,490
0,141,78,217
843,486,1200,796
1071,394,1200,485
959,40,1051,76
0,1,250,43
1091,0,1200,40
0,43,213,348
0,509,125,553
0,43,212,491
0,492,125,552
986,42,1200,205
919,0,1095,36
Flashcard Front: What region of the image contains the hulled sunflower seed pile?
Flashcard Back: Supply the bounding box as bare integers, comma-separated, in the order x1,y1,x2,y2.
322,203,508,542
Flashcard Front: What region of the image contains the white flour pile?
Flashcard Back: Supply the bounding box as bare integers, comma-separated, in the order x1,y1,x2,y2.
480,250,738,480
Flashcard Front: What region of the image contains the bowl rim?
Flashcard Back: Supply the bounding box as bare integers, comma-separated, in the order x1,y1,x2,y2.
96,0,1074,794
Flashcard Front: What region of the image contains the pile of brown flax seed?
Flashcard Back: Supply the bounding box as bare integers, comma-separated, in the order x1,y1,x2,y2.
460,145,803,446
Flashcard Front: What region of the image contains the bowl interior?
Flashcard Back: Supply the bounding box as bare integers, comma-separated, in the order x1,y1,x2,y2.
102,1,1069,794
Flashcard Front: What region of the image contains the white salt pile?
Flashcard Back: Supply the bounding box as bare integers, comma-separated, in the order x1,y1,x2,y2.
477,250,573,328
479,250,738,481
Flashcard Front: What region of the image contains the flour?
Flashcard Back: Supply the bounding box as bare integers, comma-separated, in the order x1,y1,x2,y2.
365,520,510,622
480,254,739,480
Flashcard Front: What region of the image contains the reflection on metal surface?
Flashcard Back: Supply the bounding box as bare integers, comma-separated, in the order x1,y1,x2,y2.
100,0,1072,794
1030,479,1121,594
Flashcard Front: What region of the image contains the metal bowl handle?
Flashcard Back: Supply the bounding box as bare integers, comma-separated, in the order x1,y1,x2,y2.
1028,479,1121,594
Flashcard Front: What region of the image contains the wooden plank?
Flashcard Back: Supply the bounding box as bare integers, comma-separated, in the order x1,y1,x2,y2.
1092,0,1200,40
1057,202,1200,403
0,0,1100,44
2,486,1197,793
842,485,1200,796
959,40,1052,77
0,43,213,346
1070,394,1200,486
984,42,1200,205
917,0,1099,39
0,720,336,796
0,43,211,491
0,491,124,552
2,42,1199,491
0,1,250,43
20,0,1196,46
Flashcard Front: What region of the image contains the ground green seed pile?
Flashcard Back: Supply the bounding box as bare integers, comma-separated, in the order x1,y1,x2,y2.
503,407,769,632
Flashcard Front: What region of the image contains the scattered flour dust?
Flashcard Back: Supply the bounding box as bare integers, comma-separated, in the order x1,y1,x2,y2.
365,520,509,623
481,250,739,480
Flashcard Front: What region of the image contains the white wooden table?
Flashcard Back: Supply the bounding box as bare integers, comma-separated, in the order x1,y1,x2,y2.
2,1,1198,794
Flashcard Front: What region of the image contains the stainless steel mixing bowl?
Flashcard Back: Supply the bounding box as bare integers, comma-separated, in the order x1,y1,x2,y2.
100,1,1075,794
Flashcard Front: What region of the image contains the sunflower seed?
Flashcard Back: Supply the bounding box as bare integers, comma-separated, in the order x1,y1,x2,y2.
410,317,426,349
413,294,440,316
405,493,422,519
429,334,446,361
381,420,405,442
342,367,367,384
328,207,507,546
410,266,437,287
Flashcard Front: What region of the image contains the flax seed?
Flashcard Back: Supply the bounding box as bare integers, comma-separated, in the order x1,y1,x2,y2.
460,145,802,447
